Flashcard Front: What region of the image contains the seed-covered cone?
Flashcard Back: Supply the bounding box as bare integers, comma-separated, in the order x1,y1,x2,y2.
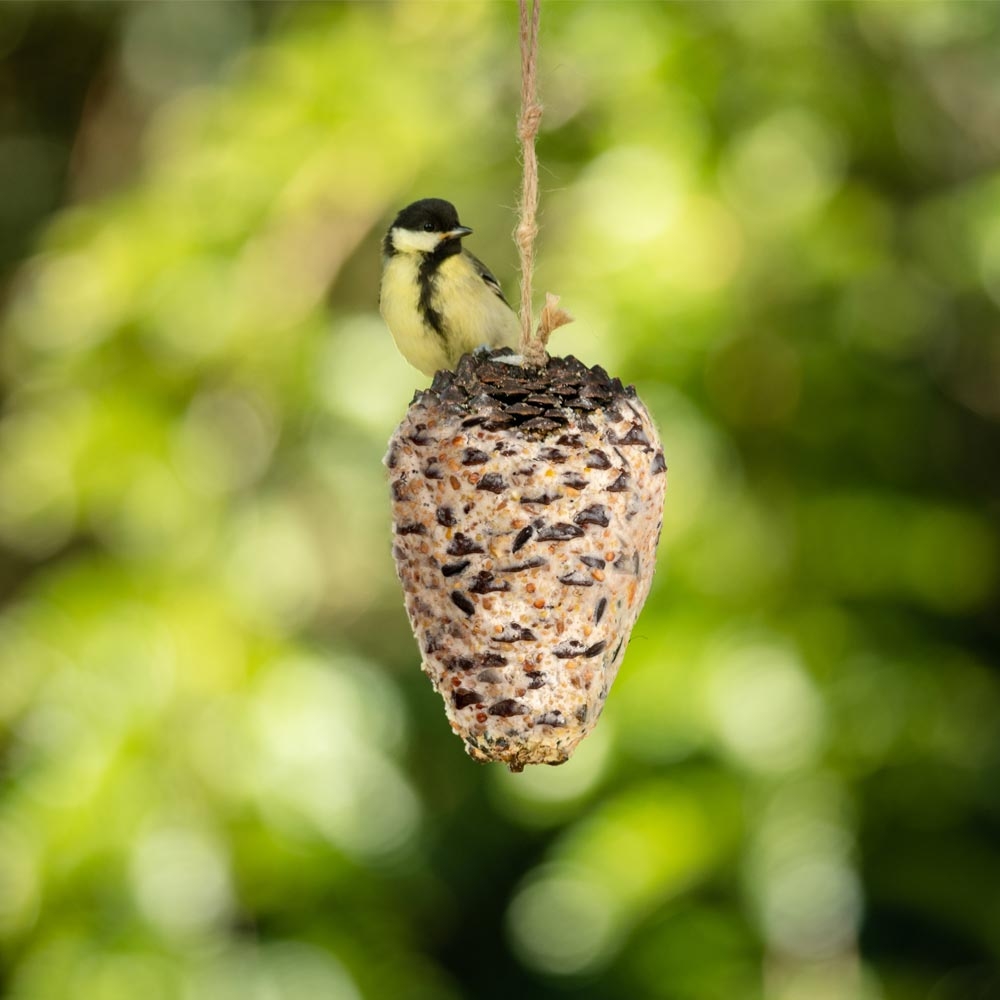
386,349,666,771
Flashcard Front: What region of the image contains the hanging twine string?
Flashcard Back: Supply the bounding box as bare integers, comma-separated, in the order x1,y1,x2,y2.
516,0,572,367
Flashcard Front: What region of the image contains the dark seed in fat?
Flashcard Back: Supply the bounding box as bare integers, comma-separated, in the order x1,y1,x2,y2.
553,641,583,659
652,451,667,474
436,506,457,527
574,504,610,527
576,705,588,723
476,473,506,493
447,533,483,556
537,711,566,727
607,472,630,492
445,656,475,671
538,448,565,463
563,473,588,489
584,641,607,658
512,526,533,553
520,493,560,506
489,699,528,717
477,669,503,684
526,671,547,689
559,572,594,587
477,653,507,668
453,688,480,709
461,448,489,465
557,434,582,447
396,523,426,536
391,479,408,501
450,592,476,616
424,464,444,480
520,417,563,433
580,555,605,569
468,572,510,594
536,522,585,542
494,624,536,642
614,550,641,575
586,449,611,469
612,640,624,661
594,597,607,624
498,557,547,573
483,415,516,430
619,424,651,447
441,560,470,577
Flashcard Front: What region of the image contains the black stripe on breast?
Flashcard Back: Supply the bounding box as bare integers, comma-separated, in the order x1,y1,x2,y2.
418,255,445,339
417,238,462,341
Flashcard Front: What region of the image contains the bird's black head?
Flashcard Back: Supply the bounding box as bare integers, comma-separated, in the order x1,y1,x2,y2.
393,198,461,232
384,198,472,257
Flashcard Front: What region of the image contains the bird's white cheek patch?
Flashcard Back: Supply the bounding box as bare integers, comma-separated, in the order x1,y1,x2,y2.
390,227,443,255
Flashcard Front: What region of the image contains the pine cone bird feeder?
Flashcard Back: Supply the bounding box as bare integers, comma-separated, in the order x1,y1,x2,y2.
386,349,665,771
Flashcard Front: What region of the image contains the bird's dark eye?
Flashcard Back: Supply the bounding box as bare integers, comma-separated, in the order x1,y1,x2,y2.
422,222,435,232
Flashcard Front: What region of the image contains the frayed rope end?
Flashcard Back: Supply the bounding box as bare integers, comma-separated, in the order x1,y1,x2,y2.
522,292,573,368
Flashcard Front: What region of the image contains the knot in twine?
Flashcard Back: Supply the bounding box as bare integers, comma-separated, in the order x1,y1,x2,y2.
516,0,572,368
517,103,543,143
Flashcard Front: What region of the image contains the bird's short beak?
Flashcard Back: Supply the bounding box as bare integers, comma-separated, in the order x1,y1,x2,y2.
443,226,473,240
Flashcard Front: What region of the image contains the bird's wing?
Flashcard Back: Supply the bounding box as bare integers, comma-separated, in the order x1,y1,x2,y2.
465,251,513,308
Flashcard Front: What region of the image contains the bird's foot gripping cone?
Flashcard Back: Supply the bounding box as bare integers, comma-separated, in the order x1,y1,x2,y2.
386,349,666,771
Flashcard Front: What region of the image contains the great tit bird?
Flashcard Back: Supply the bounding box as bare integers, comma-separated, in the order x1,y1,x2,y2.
379,198,521,376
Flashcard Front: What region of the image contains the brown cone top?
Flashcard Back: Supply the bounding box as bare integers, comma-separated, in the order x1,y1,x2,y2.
422,349,636,434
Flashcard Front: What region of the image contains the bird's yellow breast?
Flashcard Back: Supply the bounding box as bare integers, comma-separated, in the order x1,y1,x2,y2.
380,251,520,376
380,254,450,376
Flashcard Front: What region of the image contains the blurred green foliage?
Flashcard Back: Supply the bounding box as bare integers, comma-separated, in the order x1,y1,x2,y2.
1,2,999,999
